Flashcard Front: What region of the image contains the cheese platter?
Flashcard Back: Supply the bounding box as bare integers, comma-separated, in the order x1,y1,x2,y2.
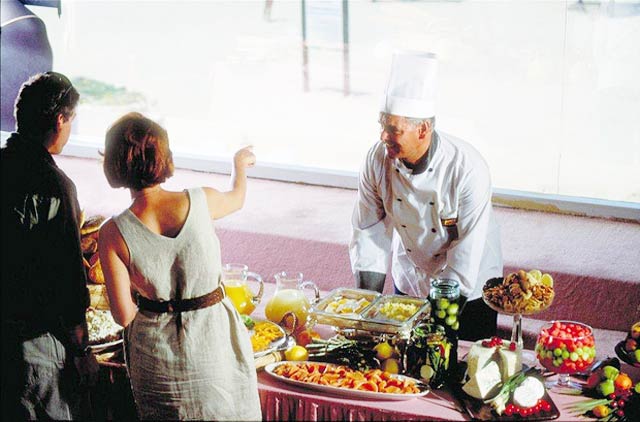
452,383,560,421
455,336,560,421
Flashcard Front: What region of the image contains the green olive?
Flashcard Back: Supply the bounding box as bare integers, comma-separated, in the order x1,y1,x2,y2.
436,298,449,310
445,315,456,326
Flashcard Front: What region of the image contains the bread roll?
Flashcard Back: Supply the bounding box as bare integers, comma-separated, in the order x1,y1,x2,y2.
88,259,105,284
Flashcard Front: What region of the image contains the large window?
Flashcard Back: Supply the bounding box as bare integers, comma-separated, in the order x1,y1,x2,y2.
19,1,640,207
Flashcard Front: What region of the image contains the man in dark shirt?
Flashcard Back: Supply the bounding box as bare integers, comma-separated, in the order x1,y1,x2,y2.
1,71,98,419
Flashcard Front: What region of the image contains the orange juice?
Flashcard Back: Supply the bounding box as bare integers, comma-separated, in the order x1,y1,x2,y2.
224,280,256,315
264,288,310,325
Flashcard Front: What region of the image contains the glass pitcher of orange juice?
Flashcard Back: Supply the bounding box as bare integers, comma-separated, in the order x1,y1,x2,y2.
264,271,319,328
222,263,264,315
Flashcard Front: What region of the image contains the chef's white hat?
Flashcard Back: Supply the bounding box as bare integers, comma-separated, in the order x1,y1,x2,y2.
380,50,438,119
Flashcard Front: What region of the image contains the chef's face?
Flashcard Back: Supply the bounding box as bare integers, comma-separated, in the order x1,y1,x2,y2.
379,114,424,161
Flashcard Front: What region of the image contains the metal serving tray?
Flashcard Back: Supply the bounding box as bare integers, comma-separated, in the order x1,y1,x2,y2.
310,288,380,327
310,289,430,337
359,295,431,335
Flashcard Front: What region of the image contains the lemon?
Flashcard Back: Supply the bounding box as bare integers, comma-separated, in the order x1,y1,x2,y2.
285,345,309,361
528,269,542,281
541,273,554,287
381,358,400,374
420,364,434,381
373,341,395,360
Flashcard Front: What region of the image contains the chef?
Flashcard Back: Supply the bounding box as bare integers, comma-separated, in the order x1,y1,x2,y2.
350,51,503,341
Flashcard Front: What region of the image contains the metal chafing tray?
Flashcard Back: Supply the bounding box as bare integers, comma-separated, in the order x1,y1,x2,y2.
310,287,380,326
359,295,431,335
310,288,430,337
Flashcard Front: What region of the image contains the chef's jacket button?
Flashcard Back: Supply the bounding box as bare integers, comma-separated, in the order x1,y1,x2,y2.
401,224,407,228
395,168,400,173
431,228,436,233
407,249,412,253
396,198,402,202
429,201,434,206
428,168,433,172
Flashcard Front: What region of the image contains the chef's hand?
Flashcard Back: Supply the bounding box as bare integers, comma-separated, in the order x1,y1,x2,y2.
74,353,100,387
355,271,386,293
233,146,256,171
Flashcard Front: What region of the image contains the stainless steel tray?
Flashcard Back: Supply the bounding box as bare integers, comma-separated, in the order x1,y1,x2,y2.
359,295,431,335
310,288,380,328
310,289,430,336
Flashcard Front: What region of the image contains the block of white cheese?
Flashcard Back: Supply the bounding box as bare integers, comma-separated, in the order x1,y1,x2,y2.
497,347,521,381
463,339,523,399
462,360,502,399
466,341,498,377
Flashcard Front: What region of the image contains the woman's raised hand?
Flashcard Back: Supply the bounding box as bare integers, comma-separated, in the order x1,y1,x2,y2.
233,146,256,171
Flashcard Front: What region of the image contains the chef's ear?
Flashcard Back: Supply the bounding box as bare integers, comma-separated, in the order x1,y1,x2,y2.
418,120,431,139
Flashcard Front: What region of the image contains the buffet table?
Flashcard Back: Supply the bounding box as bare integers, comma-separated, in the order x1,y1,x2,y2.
257,341,594,421
93,280,605,421
252,281,593,422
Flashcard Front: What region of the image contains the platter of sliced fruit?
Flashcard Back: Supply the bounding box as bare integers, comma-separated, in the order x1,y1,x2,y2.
242,315,289,358
265,361,429,401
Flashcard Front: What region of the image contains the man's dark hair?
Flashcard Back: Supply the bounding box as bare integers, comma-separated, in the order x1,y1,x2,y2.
14,71,79,141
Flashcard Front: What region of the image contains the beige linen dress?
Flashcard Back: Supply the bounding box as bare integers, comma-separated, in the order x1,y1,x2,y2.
113,188,261,421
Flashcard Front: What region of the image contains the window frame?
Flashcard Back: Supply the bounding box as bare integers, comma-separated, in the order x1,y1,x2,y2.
33,133,637,223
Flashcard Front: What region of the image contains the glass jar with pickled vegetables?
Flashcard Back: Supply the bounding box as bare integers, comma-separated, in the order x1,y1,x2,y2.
428,278,461,377
404,323,452,389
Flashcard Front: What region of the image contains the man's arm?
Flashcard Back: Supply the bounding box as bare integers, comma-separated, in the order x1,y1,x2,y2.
349,145,392,288
51,178,99,385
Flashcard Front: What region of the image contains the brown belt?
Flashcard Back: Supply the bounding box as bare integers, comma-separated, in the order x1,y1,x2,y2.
136,286,225,313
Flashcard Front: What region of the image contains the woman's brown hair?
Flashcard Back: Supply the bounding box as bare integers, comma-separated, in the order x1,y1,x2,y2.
103,112,174,190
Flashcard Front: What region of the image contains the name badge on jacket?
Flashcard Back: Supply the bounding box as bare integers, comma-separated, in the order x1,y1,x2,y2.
441,217,459,241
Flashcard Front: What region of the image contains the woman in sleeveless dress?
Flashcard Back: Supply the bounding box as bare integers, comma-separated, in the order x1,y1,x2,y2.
98,112,261,421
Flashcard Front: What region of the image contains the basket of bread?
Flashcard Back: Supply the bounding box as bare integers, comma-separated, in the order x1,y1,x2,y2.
80,213,109,310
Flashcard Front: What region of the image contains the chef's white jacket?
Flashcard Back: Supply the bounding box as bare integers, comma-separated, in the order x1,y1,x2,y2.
350,131,503,300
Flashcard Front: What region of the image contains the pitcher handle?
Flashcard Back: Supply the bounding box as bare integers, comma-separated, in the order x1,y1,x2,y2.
300,280,320,304
246,271,264,305
279,311,298,335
